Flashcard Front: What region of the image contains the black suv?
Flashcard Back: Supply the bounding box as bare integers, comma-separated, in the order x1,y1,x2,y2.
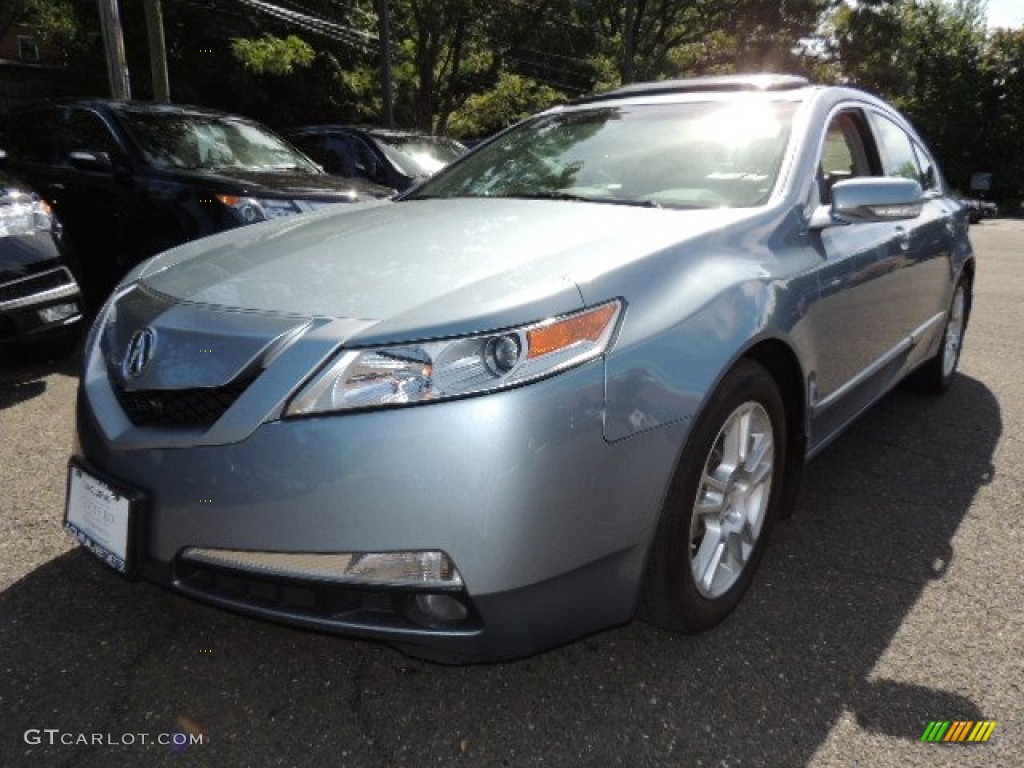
0,156,83,357
5,101,392,304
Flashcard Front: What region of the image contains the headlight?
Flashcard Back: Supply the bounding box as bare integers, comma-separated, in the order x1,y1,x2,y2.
286,300,622,415
0,192,54,236
216,194,303,222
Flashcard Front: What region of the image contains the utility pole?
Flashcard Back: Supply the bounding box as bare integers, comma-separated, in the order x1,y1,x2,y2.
376,0,394,128
97,0,131,99
622,0,638,84
144,0,170,102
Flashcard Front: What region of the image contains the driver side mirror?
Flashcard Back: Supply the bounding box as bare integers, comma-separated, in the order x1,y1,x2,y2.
67,150,114,172
810,177,923,229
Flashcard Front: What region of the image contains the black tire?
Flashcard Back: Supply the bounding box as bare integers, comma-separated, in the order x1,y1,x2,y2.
642,359,787,633
913,278,970,394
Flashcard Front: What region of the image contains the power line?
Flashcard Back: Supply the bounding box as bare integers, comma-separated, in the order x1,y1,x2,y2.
235,0,379,51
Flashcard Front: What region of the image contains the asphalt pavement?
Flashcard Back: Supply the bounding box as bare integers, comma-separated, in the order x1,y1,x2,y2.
0,220,1020,767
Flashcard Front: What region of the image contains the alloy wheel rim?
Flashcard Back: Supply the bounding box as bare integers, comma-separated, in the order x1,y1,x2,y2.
942,286,965,379
689,401,774,599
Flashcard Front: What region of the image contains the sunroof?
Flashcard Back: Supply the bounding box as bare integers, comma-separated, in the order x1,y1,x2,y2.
576,75,811,104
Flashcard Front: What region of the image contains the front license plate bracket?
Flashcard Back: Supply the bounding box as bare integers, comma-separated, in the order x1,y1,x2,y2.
64,460,146,577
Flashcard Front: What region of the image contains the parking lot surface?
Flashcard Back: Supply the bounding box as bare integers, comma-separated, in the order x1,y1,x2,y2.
1,220,1020,767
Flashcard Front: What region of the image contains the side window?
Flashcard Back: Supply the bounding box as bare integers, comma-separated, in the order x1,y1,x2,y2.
61,109,123,163
290,135,327,167
870,113,923,184
323,135,368,178
912,142,939,193
818,111,873,204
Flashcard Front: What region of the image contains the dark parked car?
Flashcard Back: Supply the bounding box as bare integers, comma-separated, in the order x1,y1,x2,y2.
963,198,998,223
67,75,973,662
4,101,391,304
285,125,465,191
0,155,82,357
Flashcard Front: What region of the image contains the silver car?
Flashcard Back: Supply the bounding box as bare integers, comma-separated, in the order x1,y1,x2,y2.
66,75,973,662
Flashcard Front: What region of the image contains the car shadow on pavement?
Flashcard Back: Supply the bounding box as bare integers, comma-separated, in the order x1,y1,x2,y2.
0,345,82,412
0,375,1000,767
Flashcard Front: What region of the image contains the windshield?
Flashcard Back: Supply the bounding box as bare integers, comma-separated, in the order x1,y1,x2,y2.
118,109,320,173
375,136,465,177
410,100,797,209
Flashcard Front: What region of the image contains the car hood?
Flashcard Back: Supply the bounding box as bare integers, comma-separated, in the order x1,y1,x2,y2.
157,167,393,200
135,198,758,344
0,234,63,282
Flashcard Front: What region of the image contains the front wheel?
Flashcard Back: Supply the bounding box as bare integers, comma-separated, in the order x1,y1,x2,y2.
642,359,787,633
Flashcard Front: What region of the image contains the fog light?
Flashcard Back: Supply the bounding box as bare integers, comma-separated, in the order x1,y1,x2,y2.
181,547,463,587
38,302,78,323
349,551,463,586
413,593,469,625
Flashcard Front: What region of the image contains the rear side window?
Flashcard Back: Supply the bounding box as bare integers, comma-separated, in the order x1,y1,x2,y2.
912,142,940,193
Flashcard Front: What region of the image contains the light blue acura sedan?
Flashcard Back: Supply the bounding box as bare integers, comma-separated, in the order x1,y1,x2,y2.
66,75,973,662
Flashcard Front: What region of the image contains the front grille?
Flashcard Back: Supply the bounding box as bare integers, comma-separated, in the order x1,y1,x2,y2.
0,268,74,304
113,375,256,427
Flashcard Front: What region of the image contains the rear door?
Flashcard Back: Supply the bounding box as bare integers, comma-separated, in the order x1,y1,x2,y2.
866,110,957,344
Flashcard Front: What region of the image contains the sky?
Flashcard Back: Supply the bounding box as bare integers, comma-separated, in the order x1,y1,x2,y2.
984,0,1024,29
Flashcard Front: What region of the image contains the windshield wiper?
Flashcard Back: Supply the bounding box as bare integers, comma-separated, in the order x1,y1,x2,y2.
259,164,311,173
497,191,661,208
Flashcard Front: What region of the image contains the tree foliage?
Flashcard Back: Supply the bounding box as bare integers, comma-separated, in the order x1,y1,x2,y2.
231,34,315,76
827,0,1022,200
447,72,565,138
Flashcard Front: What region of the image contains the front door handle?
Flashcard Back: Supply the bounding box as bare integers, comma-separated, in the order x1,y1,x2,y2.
894,225,911,251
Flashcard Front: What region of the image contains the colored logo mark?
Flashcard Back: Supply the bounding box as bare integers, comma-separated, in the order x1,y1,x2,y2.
921,720,997,743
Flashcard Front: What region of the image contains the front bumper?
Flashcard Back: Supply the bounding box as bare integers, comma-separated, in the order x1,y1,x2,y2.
0,266,82,344
74,356,688,662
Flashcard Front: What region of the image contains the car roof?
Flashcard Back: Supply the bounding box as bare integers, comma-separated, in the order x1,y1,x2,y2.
13,98,250,122
571,74,819,107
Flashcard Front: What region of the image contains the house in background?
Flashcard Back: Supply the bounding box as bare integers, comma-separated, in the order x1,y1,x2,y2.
0,22,70,114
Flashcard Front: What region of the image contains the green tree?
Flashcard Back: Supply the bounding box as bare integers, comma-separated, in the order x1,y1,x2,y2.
978,28,1024,204
447,72,565,137
231,34,315,75
830,0,989,191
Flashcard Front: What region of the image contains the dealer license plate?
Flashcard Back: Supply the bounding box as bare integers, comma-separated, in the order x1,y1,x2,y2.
65,463,136,574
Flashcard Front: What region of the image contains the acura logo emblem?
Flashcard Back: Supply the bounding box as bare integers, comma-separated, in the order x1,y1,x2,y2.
123,328,157,379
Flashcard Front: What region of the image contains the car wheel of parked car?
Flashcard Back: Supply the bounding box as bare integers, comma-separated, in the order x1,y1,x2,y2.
642,359,787,633
914,279,970,394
